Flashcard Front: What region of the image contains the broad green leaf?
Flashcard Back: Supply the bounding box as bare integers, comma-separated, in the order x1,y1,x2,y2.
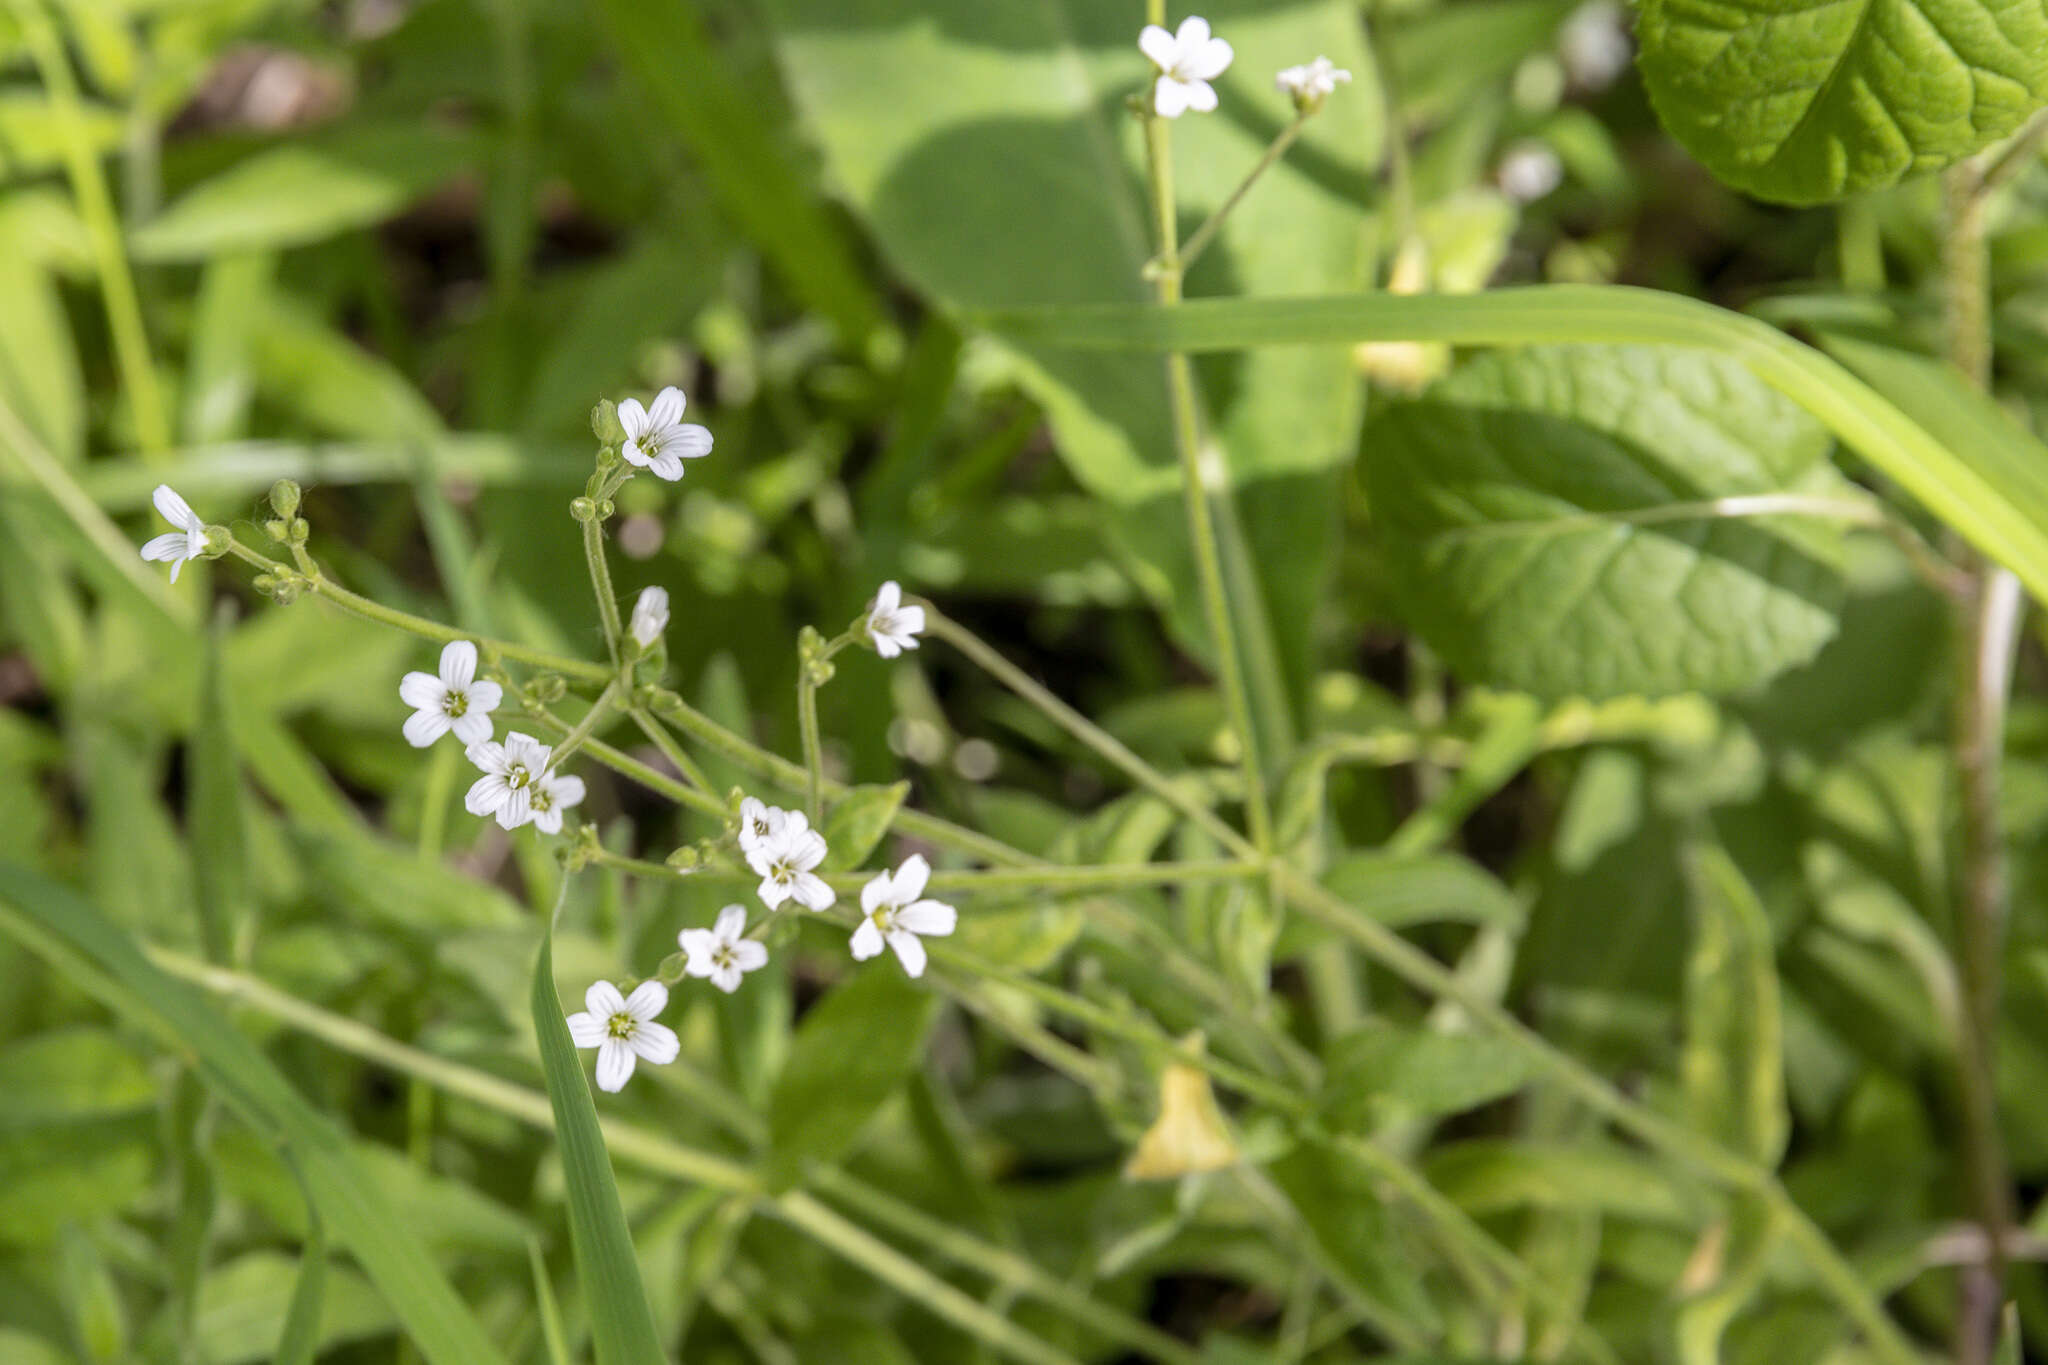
1638,0,2048,204
0,864,511,1365
1427,1140,1704,1225
131,127,481,260
1366,345,1845,698
1321,1026,1540,1129
194,1252,387,1365
767,967,938,1191
0,1026,155,1128
0,1122,153,1243
531,925,670,1365
821,782,910,872
1314,851,1525,932
0,242,80,463
1266,1139,1439,1338
1681,842,1790,1166
293,825,524,934
182,253,273,445
973,288,2048,606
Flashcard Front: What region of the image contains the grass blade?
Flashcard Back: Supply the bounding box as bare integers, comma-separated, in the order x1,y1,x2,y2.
0,863,511,1365
529,907,670,1365
272,1170,326,1365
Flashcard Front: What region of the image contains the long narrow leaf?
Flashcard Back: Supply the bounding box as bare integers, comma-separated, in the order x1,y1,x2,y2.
529,918,670,1365
272,1173,326,1365
972,288,2048,604
0,864,510,1365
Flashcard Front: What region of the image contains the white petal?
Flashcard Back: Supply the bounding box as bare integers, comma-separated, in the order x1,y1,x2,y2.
168,556,187,584
850,918,886,961
531,804,564,835
678,930,717,970
466,679,503,714
648,451,684,481
872,631,902,659
861,869,896,914
888,930,928,978
624,979,669,1020
140,532,189,563
631,1020,680,1065
449,708,494,747
1153,75,1193,118
893,854,931,903
464,774,506,815
732,940,768,971
1187,37,1233,80
672,425,713,459
1138,23,1179,68
495,786,533,829
585,980,627,1017
566,1012,608,1048
616,397,649,439
1175,16,1211,51
621,440,653,468
790,828,828,872
757,875,791,910
711,964,743,994
874,580,902,615
896,899,957,938
466,740,505,773
793,873,836,912
399,671,445,710
504,733,551,768
153,484,201,532
440,639,478,689
595,1038,636,1092
1183,77,1219,112
895,604,926,637
745,845,776,878
647,386,686,428
713,904,749,941
404,709,453,748
548,774,586,809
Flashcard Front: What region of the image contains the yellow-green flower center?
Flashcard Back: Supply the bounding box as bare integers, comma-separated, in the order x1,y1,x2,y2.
605,1011,636,1040
506,763,531,790
442,690,468,717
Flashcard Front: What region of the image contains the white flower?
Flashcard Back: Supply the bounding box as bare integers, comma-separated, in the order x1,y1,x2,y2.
1275,56,1351,109
1140,16,1233,119
565,980,679,1092
865,581,926,659
737,796,788,859
679,905,769,994
746,810,834,911
852,854,957,979
1498,140,1564,202
139,484,208,583
628,586,669,649
617,386,712,481
1559,0,1632,89
398,640,504,748
464,731,552,830
528,769,586,835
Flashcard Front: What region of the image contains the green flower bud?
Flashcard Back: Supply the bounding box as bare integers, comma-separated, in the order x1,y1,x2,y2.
264,518,290,542
589,398,625,446
269,479,302,519
570,496,597,523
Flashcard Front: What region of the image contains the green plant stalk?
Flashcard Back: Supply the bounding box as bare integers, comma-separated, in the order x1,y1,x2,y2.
628,710,715,794
582,516,625,670
149,947,1156,1365
1140,102,1275,854
1173,112,1310,273
1942,157,2019,1365
544,681,620,769
11,0,173,459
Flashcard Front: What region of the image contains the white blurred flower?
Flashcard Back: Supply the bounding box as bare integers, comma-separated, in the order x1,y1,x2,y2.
747,810,834,911
737,796,788,859
1275,56,1350,109
399,640,503,748
865,581,926,659
139,484,208,583
851,854,957,979
1559,0,1632,90
565,980,679,1092
1140,16,1233,119
627,585,670,649
464,731,552,830
528,769,586,835
617,386,712,481
1498,140,1564,202
679,905,769,994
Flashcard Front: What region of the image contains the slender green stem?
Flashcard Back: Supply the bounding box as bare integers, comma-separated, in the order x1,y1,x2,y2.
1976,107,2048,200
798,665,826,825
580,516,624,670
628,708,715,794
1173,113,1310,273
13,0,172,459
542,681,618,768
1140,108,1274,853
1942,157,2019,1365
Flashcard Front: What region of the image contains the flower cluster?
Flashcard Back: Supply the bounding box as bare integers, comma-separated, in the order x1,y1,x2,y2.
1136,16,1352,121
618,386,713,482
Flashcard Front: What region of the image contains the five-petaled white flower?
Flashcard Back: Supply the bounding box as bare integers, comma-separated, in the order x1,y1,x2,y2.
528,768,587,835
737,796,787,860
865,581,926,659
1139,16,1233,119
399,640,503,748
679,905,769,994
628,586,670,649
464,731,552,830
852,854,957,979
1275,56,1351,108
617,386,712,481
566,980,679,1092
139,484,208,583
747,809,834,911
